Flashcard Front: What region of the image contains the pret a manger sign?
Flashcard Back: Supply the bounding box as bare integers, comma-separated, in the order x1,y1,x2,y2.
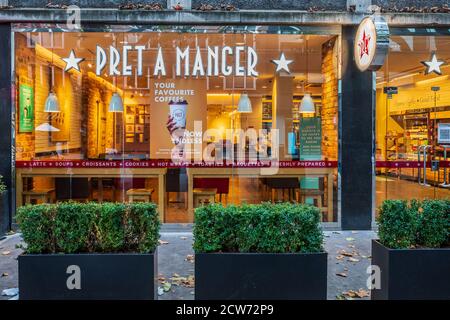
95,45,259,77
354,16,389,72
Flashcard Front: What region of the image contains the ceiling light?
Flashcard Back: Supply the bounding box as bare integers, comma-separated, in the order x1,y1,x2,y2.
109,92,124,112
44,91,60,113
237,93,252,113
299,94,315,114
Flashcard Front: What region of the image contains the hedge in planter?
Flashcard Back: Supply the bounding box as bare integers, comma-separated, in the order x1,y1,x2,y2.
194,203,327,300
17,202,160,300
372,199,450,300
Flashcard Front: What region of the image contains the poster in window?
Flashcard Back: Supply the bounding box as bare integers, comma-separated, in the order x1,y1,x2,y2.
135,124,144,134
125,114,135,124
126,124,134,134
19,84,34,132
299,117,322,160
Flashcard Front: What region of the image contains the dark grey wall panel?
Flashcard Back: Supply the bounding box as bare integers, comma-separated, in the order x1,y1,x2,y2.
0,24,12,235
339,26,375,230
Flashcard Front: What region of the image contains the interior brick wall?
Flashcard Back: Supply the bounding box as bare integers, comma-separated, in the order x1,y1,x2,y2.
321,37,338,161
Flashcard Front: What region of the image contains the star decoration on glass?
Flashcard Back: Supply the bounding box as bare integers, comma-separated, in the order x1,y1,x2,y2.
62,50,84,72
358,30,371,58
272,53,293,74
421,53,445,75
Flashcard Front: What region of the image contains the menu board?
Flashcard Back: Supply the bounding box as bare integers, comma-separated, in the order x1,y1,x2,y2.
299,117,322,160
19,84,34,132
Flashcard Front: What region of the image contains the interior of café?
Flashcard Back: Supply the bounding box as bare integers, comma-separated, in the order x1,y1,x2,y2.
376,33,450,206
13,26,339,223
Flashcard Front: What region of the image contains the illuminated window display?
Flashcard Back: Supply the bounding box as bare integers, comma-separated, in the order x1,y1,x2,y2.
13,26,340,224
376,31,450,209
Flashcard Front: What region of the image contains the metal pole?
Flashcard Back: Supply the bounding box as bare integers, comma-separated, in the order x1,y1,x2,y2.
440,146,450,187
418,145,423,184
423,145,431,187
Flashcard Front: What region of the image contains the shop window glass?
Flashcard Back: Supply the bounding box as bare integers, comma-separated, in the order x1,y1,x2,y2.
376,32,450,213
13,25,340,224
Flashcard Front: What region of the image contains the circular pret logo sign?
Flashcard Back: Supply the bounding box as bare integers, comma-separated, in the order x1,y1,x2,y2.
354,16,389,72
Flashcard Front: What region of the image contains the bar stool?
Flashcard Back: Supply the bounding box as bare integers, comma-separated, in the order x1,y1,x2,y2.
193,188,217,208
126,188,154,202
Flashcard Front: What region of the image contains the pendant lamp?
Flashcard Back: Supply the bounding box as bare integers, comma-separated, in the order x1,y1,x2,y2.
109,92,124,113
299,37,315,114
237,93,252,113
44,91,60,113
299,93,315,114
45,38,60,113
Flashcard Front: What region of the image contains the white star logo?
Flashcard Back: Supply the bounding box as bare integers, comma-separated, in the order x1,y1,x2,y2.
272,53,293,74
421,53,445,75
62,50,84,72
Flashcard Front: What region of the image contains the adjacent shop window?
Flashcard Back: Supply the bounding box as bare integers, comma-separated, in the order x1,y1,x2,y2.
376,32,450,208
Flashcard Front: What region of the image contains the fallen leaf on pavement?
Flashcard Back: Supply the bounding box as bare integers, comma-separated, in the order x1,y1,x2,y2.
158,240,169,245
1,273,8,277
343,289,369,299
185,254,194,263
163,282,172,292
342,289,370,298
355,289,370,298
170,275,195,288
339,250,353,257
336,255,344,260
348,257,360,263
1,251,10,256
180,236,187,240
345,237,355,242
336,272,347,278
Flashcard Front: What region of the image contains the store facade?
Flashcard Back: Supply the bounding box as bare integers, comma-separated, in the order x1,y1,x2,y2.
0,2,450,232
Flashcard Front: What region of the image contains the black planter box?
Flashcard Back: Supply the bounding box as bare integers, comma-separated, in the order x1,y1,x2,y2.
371,240,450,300
195,252,327,300
19,250,157,300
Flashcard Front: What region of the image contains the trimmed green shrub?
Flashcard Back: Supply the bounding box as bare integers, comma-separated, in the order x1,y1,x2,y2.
377,200,419,249
418,200,449,248
377,199,449,249
96,202,125,252
17,204,56,254
193,204,242,253
125,202,160,253
17,202,160,254
55,202,96,253
194,203,323,253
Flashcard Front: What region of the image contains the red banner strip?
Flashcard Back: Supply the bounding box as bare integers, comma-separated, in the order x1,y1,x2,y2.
376,161,450,168
15,160,339,169
15,160,450,169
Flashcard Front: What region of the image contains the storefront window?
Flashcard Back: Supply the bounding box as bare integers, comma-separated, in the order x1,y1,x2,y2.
13,25,340,224
376,29,450,211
